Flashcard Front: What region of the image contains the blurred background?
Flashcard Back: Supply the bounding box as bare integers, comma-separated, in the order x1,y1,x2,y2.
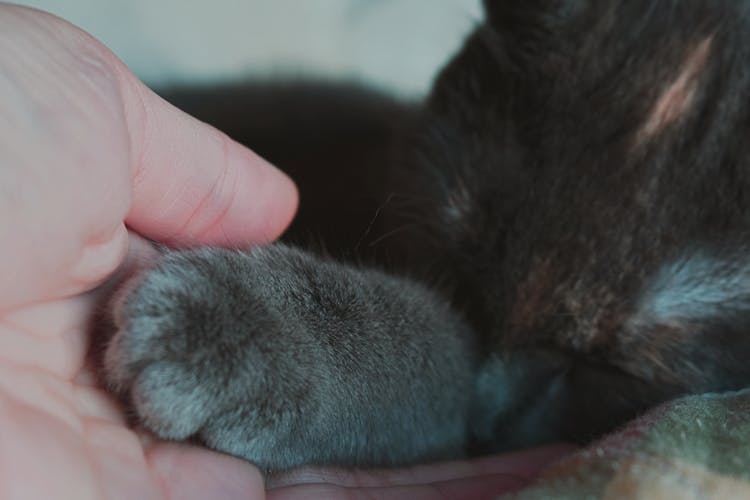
14,0,482,97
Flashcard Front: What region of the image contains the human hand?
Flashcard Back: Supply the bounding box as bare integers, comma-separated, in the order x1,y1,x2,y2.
0,4,293,498
0,5,572,499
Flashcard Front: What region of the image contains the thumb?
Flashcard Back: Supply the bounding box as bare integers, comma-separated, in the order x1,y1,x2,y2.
118,69,298,247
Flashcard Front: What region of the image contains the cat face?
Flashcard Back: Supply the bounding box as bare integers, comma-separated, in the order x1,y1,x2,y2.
406,0,750,442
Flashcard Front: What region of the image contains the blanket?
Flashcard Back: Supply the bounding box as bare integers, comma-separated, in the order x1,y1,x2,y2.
507,390,750,499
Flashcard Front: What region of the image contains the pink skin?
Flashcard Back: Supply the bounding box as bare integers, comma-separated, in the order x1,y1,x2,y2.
0,4,574,499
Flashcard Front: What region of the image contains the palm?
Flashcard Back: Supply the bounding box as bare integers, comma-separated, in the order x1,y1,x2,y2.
0,290,267,499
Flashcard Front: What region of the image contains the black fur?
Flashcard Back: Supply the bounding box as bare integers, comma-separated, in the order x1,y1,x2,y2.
103,0,750,471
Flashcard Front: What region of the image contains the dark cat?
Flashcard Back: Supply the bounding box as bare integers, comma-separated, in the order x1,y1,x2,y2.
102,0,750,473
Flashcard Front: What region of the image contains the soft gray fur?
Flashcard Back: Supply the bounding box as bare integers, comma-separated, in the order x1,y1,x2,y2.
105,244,475,471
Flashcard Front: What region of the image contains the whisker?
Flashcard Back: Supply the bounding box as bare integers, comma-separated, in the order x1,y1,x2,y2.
354,193,396,253
368,223,422,248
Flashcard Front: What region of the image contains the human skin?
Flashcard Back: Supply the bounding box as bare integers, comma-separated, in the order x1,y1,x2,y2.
0,4,572,499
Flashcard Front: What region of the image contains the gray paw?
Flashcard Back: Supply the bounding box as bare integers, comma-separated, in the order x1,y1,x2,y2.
105,248,281,449
104,243,476,471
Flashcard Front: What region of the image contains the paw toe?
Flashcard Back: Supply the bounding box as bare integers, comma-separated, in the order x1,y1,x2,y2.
130,362,213,439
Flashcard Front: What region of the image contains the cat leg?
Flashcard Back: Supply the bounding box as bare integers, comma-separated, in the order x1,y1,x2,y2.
103,243,476,472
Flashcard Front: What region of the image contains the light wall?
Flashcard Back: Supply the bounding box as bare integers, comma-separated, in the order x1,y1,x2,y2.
15,0,482,96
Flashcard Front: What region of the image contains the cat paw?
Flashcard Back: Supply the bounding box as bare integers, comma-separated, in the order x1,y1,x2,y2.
104,248,282,443
102,243,475,471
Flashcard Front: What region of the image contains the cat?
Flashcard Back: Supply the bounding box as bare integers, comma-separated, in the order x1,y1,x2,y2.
101,0,750,473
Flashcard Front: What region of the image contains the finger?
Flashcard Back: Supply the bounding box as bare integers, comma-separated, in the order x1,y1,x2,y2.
147,443,266,500
268,444,576,489
117,70,298,248
267,473,527,500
